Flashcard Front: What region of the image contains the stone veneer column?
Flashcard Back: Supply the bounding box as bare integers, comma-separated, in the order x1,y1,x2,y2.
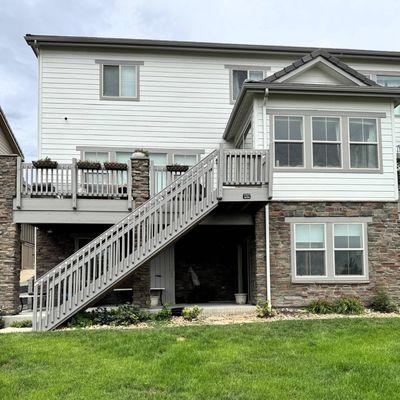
0,155,21,314
130,152,151,307
249,206,267,304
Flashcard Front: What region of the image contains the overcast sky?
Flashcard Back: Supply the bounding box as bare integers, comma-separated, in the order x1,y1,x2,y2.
1,0,400,160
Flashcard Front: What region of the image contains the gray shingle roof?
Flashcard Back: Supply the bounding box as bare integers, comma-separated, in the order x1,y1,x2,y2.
262,49,377,86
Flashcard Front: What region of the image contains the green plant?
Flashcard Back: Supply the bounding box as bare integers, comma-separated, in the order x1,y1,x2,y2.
333,297,364,315
68,312,94,328
182,305,202,321
0,308,4,329
10,320,32,328
370,288,398,313
153,305,172,321
306,299,334,314
134,148,149,156
256,300,275,318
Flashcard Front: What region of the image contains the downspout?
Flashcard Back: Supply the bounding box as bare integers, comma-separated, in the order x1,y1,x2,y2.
263,89,272,306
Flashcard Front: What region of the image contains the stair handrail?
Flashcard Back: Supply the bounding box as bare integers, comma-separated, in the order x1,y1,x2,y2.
33,149,219,287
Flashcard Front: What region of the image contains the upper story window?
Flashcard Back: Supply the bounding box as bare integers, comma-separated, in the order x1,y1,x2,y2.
85,151,109,162
271,113,381,172
349,118,378,169
102,65,138,99
173,154,198,166
312,117,341,168
232,69,265,101
274,116,304,167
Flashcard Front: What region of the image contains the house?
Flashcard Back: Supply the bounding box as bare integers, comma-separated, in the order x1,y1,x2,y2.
1,35,399,331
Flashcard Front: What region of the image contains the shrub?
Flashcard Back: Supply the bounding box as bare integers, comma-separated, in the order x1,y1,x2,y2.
306,299,334,314
370,288,398,313
182,305,202,321
256,300,275,318
10,320,32,328
68,312,94,328
333,297,364,315
153,305,172,321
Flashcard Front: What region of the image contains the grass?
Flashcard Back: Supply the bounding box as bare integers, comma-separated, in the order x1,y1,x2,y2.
2,318,400,399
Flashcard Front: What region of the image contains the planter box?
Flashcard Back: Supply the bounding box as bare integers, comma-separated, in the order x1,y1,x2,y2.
166,165,189,173
104,162,128,171
77,161,102,170
32,160,58,169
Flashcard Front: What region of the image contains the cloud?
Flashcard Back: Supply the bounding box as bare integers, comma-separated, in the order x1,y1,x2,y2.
0,0,399,159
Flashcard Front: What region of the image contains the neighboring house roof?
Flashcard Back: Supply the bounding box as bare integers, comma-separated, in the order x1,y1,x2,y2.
262,49,378,87
24,34,400,61
0,106,24,158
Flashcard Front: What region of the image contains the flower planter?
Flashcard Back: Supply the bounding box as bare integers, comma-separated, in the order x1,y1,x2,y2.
32,159,58,169
150,295,160,307
77,161,102,170
234,293,247,305
104,162,127,171
166,164,189,173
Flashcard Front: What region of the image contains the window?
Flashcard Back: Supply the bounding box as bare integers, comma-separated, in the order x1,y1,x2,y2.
115,152,132,163
174,154,198,166
290,219,369,283
376,75,400,116
312,117,341,167
102,64,138,99
334,224,364,276
349,118,379,169
149,153,167,166
295,224,326,276
85,151,109,162
274,116,304,167
232,69,265,101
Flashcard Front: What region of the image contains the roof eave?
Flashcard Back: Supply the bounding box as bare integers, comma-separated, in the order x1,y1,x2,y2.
0,107,24,159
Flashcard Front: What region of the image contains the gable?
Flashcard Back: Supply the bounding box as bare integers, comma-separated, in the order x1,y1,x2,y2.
279,58,366,86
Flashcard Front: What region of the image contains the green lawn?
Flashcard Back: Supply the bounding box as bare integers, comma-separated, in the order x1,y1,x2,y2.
2,318,400,399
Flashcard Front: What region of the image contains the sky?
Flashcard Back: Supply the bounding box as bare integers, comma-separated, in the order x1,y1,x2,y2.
1,0,400,160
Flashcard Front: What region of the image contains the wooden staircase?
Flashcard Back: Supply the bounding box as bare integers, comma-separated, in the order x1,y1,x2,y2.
32,149,269,331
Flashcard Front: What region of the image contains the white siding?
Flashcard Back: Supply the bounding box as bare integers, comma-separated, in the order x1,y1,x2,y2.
0,125,13,155
264,96,398,201
38,49,294,162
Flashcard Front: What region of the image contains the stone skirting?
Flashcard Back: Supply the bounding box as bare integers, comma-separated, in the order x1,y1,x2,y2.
269,201,400,307
0,155,21,314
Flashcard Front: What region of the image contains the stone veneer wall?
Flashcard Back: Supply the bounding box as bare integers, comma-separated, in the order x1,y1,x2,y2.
249,206,267,304
269,202,400,307
130,154,151,307
0,155,21,314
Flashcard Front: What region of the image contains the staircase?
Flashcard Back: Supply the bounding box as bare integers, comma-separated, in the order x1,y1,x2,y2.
32,149,269,331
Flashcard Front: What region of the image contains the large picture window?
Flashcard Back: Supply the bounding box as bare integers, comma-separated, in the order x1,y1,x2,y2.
274,116,304,167
349,118,378,169
312,117,341,168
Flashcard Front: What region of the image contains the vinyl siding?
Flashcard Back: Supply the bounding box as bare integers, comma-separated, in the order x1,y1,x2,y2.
263,96,398,201
0,125,13,155
39,49,294,162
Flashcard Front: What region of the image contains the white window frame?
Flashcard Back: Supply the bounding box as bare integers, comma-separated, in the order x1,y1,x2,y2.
348,117,380,171
288,218,370,284
332,222,368,281
311,116,343,169
273,115,305,169
294,223,328,279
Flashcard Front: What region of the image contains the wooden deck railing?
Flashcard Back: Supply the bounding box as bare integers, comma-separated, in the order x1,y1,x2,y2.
17,159,132,209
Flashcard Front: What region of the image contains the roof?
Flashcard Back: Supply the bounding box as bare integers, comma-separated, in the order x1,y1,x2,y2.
262,49,378,86
0,107,24,158
24,34,400,61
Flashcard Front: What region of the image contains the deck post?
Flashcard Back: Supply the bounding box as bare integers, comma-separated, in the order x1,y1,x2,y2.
71,158,77,210
217,143,224,200
16,156,22,209
127,160,133,211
